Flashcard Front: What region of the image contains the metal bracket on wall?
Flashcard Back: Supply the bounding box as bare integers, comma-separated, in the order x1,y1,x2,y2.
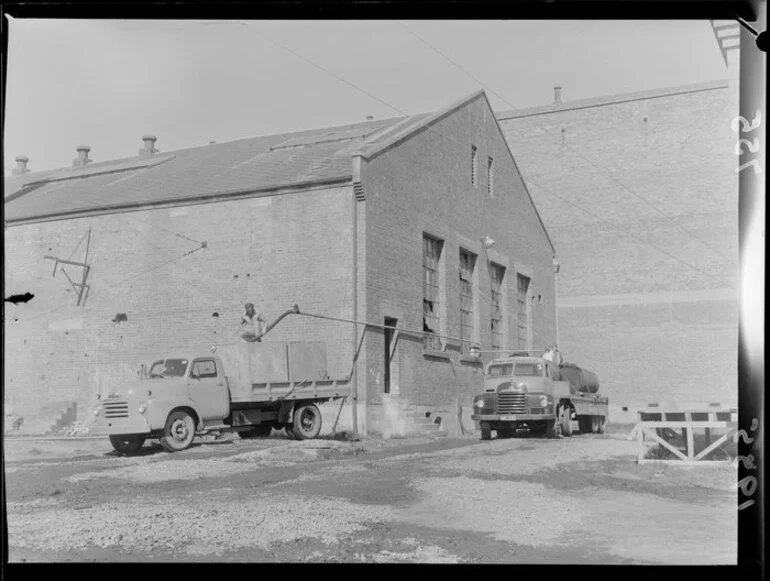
43,228,92,307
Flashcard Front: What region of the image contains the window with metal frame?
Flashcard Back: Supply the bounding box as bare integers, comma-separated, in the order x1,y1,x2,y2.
517,273,531,348
489,262,506,351
459,249,477,353
423,234,443,351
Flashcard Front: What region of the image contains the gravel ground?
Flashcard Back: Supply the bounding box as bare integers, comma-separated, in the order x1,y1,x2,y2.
7,490,393,556
5,430,737,564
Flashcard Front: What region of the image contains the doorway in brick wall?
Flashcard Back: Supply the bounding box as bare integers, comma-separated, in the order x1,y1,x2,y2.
383,317,398,395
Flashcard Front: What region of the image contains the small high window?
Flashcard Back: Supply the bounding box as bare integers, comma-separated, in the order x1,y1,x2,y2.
487,156,494,197
471,145,478,187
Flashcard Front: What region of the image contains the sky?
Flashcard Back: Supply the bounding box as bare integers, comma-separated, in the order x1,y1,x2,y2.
4,19,729,174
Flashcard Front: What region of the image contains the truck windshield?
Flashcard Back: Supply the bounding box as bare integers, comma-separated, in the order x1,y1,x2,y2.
149,359,189,378
514,363,544,376
488,364,514,377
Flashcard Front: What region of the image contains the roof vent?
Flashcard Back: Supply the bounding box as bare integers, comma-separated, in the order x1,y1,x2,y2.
73,145,92,167
12,156,30,175
554,86,562,105
139,134,159,156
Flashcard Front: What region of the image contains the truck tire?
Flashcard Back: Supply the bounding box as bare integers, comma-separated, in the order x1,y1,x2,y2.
290,404,322,440
559,404,573,437
109,435,145,455
597,416,606,434
480,423,492,440
240,424,273,439
160,410,196,452
545,419,557,439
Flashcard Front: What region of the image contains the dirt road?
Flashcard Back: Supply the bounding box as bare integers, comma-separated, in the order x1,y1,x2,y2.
4,430,737,563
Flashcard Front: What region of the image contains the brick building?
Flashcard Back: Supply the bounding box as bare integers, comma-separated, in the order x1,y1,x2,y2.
497,75,740,416
4,90,557,435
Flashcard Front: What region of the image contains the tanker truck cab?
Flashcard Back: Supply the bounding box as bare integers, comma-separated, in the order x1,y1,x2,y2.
471,355,572,440
92,354,232,454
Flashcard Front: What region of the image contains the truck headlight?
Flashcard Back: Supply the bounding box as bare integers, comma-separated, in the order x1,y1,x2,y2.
93,407,101,417
474,399,485,408
138,403,147,414
539,396,551,407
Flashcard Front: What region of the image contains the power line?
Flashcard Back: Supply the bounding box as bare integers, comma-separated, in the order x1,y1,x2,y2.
250,26,403,118
523,178,734,287
124,215,203,245
395,21,737,268
247,24,734,289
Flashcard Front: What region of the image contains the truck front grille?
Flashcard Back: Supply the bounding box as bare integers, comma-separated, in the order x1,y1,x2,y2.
103,400,129,418
497,393,527,414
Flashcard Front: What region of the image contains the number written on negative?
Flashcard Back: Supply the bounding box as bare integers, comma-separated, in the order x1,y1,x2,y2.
734,418,759,511
732,110,762,133
735,138,760,155
733,110,763,175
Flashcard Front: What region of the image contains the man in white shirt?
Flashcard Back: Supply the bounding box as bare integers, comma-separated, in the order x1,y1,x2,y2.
240,302,267,342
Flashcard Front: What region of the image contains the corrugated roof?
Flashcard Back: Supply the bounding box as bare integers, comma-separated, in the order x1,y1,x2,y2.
4,116,408,222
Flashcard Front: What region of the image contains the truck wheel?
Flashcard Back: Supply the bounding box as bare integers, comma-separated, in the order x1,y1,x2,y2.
545,419,557,439
597,416,606,434
559,405,573,437
240,424,273,439
480,423,492,440
109,435,145,455
290,404,322,440
160,410,196,452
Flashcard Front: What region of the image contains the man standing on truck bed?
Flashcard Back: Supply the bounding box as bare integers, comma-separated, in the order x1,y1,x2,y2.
240,302,267,342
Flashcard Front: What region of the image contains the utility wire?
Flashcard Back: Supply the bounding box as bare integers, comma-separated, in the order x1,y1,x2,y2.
395,20,737,268
9,24,734,329
124,215,203,245
248,24,735,289
523,179,734,287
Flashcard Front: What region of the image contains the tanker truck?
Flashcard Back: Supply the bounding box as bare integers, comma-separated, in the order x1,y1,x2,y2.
91,306,352,454
470,350,608,440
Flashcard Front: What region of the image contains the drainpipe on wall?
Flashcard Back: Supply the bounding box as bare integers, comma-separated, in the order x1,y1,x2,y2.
351,157,363,435
351,186,359,435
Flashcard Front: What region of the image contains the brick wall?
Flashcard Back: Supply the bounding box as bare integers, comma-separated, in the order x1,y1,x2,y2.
498,83,740,410
358,94,557,432
4,185,356,429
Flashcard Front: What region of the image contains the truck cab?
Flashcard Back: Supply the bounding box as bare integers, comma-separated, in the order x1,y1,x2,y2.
92,354,232,453
471,355,572,440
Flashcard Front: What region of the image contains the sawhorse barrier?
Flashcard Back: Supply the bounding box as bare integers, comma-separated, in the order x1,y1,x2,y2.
633,403,737,464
